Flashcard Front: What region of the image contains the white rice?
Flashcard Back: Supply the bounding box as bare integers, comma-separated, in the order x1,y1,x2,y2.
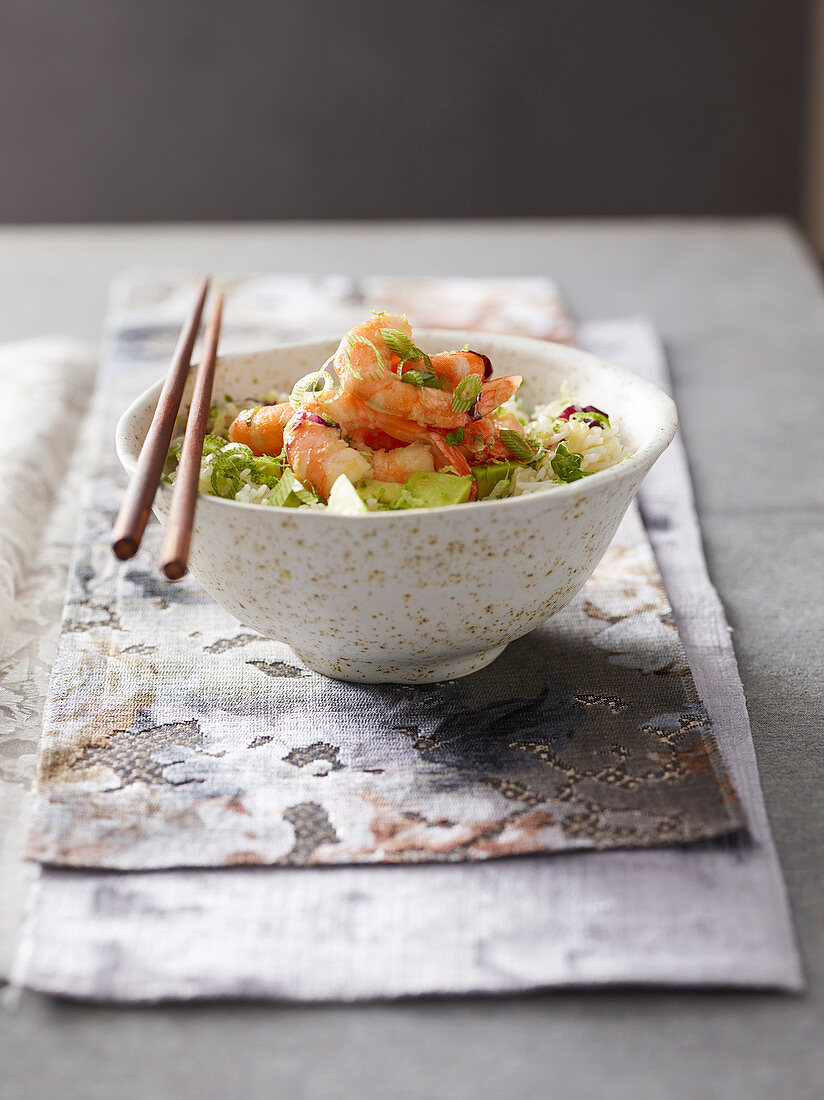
498,392,629,496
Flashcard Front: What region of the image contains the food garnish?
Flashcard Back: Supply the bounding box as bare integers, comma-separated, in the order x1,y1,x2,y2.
550,441,591,483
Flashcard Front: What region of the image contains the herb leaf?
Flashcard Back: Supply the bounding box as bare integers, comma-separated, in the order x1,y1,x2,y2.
445,427,465,446
499,429,537,462
452,374,482,413
550,441,591,482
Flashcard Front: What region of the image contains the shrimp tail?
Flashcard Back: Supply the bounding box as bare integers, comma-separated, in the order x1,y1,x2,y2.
475,376,523,419
429,435,472,476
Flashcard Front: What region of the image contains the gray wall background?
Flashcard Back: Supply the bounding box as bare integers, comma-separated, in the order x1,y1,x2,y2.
0,0,810,223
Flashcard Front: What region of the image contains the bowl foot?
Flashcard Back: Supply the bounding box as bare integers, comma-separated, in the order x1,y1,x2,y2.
289,643,510,685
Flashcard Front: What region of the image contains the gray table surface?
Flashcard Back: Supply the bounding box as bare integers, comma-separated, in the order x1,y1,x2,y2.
0,219,821,1100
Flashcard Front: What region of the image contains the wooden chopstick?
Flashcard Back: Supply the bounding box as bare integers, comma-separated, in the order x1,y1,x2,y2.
159,292,224,581
111,275,211,560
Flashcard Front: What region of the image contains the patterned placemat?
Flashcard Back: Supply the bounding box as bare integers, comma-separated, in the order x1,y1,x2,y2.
26,275,743,871
10,291,801,1000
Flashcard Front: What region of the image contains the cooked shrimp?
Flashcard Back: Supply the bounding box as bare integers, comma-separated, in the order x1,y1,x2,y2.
312,390,434,447
312,388,470,474
347,427,406,452
492,409,525,434
370,442,435,482
475,376,523,419
284,412,370,500
458,419,512,465
429,350,491,391
333,313,404,388
334,315,466,429
285,406,438,495
229,402,296,456
456,406,524,464
429,435,472,476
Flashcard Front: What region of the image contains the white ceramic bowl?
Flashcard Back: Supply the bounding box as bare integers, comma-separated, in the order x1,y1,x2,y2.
116,331,677,683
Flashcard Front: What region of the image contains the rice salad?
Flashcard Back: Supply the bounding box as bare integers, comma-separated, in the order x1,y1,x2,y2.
163,390,326,510
492,390,629,500
164,386,629,513
162,313,632,512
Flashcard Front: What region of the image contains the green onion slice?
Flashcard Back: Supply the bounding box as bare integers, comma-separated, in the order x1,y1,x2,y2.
401,369,443,389
290,370,332,408
451,374,482,413
499,429,537,463
381,327,440,384
344,334,387,380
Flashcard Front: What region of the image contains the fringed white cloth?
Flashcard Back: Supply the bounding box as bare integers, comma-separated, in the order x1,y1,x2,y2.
0,339,95,655
0,338,95,974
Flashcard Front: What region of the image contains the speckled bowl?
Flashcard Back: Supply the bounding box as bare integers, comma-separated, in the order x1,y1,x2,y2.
116,331,677,683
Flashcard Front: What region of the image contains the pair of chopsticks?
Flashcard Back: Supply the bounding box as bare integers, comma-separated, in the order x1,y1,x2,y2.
111,276,223,580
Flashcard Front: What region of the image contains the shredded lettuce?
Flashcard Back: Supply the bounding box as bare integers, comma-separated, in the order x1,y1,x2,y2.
268,468,319,508
208,443,254,498
165,434,297,505
201,433,227,456
487,474,516,499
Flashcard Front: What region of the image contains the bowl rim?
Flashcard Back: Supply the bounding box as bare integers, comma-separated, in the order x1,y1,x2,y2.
115,329,678,520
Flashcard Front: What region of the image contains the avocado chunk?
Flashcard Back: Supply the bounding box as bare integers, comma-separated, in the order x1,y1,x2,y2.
399,471,473,508
473,461,528,499
355,479,405,508
357,472,473,510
